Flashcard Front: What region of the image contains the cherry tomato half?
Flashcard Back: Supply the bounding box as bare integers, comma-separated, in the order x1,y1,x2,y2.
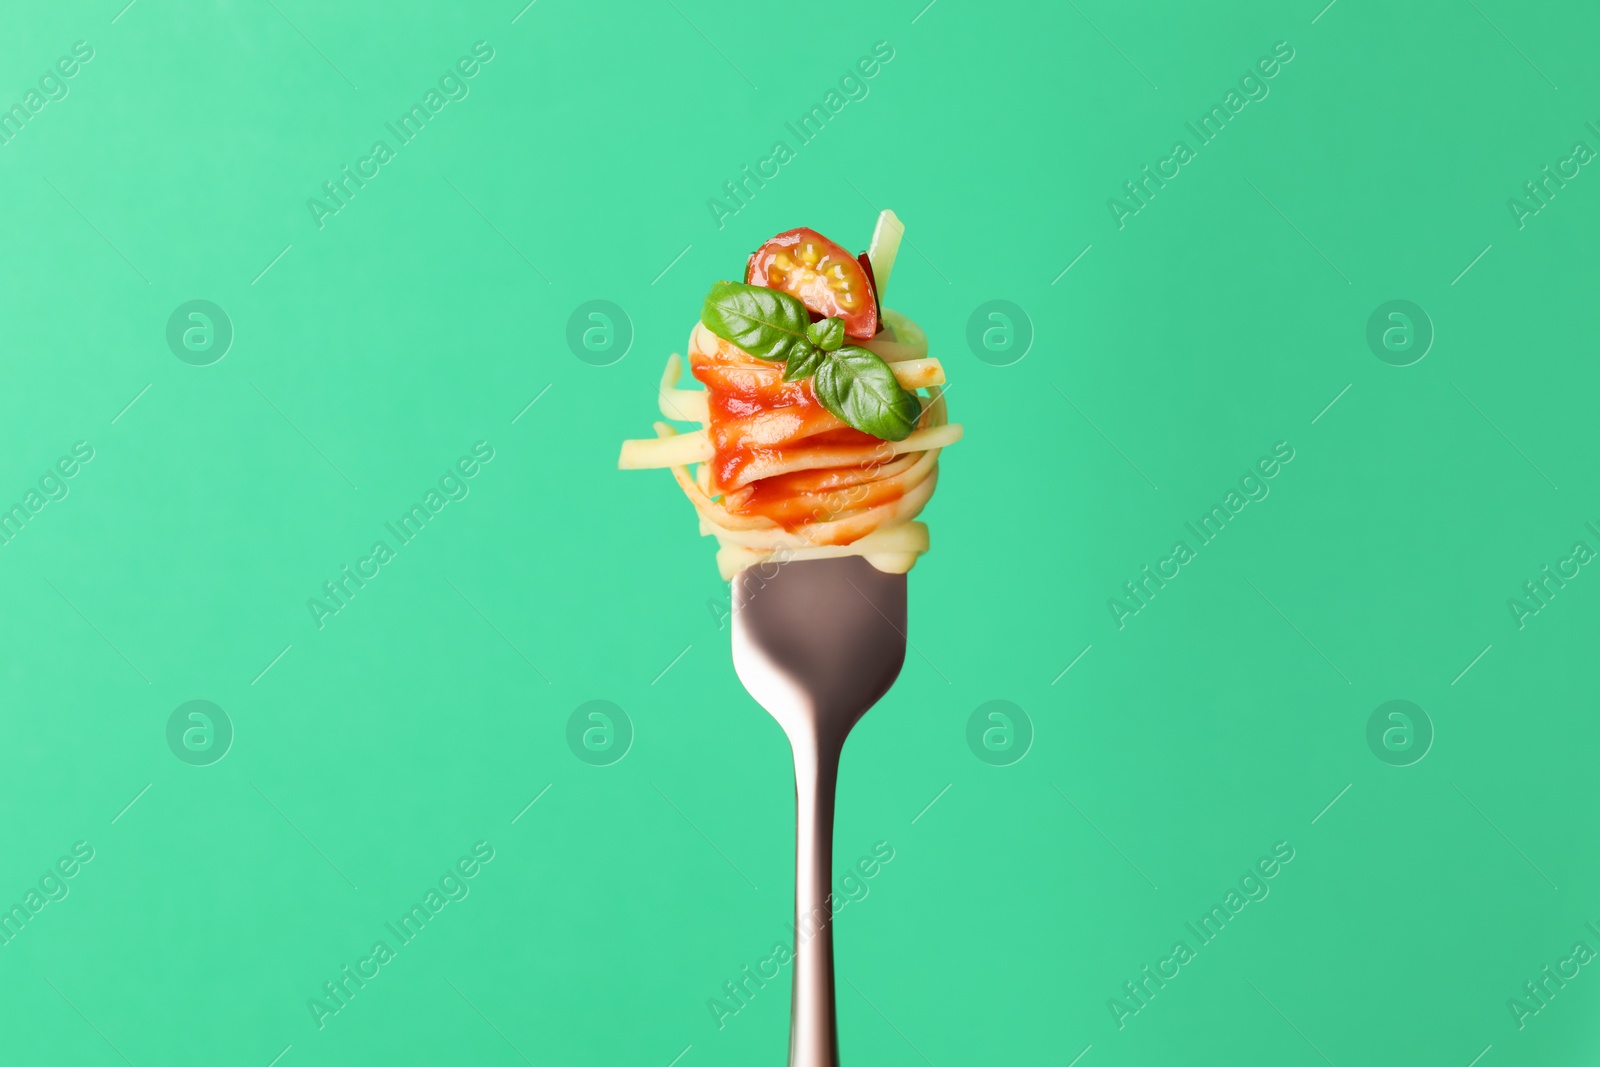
745,228,879,339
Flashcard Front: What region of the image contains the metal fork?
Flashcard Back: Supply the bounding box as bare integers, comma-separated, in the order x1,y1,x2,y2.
732,555,908,1067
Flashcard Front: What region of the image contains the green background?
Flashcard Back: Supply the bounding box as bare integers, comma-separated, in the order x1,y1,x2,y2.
2,0,1597,1063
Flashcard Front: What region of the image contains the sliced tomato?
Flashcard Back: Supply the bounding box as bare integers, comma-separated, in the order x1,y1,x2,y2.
746,228,878,339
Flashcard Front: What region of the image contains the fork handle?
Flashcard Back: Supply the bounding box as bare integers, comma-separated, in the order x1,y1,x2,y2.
789,731,842,1067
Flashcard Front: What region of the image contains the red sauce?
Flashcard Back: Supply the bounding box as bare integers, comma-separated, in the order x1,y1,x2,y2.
690,341,902,533
739,464,911,528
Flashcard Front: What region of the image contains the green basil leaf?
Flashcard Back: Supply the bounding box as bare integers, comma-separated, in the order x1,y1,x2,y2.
806,317,846,352
701,281,814,364
812,345,922,441
783,345,826,382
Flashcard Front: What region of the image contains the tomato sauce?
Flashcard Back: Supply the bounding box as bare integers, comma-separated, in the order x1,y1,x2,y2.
690,348,902,533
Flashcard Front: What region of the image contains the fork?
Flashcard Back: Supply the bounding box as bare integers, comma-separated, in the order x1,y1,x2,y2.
732,555,908,1067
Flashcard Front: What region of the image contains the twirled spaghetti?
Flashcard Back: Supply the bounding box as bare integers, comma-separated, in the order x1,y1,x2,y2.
618,215,961,579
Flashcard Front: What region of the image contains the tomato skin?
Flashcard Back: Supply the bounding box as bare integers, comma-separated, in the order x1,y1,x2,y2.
856,253,881,334
745,228,879,339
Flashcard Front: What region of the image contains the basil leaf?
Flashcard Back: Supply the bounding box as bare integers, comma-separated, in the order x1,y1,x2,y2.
812,345,922,441
806,317,846,352
701,281,814,364
783,345,826,382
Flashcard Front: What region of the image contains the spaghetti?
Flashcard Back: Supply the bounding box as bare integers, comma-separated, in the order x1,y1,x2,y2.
618,213,961,579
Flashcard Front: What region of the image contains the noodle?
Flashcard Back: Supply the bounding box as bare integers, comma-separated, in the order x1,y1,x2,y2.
617,214,953,579
619,304,960,580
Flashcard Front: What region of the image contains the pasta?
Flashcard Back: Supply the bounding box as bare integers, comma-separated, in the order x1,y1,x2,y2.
618,215,961,579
